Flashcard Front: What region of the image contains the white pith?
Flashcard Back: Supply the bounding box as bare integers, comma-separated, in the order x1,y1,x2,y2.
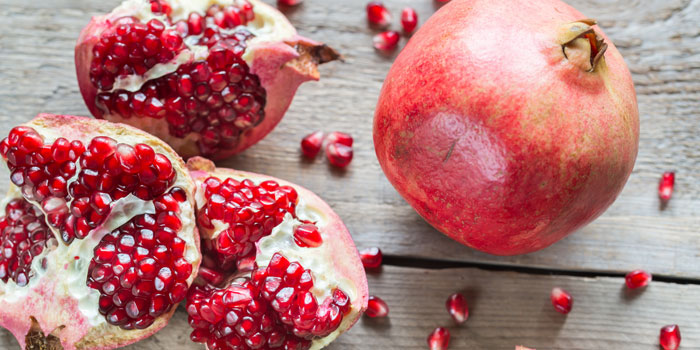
103,0,296,94
0,125,198,327
194,175,359,349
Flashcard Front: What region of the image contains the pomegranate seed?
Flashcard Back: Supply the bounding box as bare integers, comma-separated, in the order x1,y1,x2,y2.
366,1,391,27
326,143,353,168
625,270,652,289
373,31,400,51
325,131,353,147
550,287,573,314
660,325,681,350
515,347,535,350
428,327,450,350
365,295,389,318
300,131,324,159
293,224,323,248
659,171,675,202
278,0,303,5
446,293,468,324
401,8,418,33
359,247,382,269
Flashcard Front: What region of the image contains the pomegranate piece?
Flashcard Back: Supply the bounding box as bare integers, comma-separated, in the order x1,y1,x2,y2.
300,131,324,159
76,0,340,161
366,2,391,27
659,171,675,202
0,114,200,350
278,0,303,5
365,295,389,318
325,131,353,147
373,31,400,51
401,8,418,33
660,324,681,350
326,143,354,168
186,157,368,350
625,270,652,289
446,293,468,324
427,327,450,350
359,247,383,269
550,287,573,314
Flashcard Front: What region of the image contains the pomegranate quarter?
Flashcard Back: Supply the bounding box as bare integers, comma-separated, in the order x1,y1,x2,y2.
186,158,368,350
75,0,340,160
373,0,639,255
0,115,200,350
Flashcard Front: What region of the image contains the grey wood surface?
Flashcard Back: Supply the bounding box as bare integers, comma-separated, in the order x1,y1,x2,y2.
0,0,698,349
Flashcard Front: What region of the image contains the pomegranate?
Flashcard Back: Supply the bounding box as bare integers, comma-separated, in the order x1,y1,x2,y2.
185,157,368,350
75,0,340,161
0,114,200,349
373,0,639,255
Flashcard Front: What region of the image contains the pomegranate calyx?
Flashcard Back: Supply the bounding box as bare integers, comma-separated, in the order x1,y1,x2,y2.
25,316,65,350
286,42,342,80
558,19,608,72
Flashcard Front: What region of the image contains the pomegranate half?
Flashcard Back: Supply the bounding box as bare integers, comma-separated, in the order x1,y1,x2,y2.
0,114,201,349
76,0,340,160
373,0,639,255
186,157,368,350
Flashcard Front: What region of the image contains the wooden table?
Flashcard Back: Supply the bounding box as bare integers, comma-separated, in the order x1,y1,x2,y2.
1,0,699,349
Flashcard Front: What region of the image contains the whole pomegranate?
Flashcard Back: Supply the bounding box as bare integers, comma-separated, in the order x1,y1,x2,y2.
0,114,201,349
373,0,639,255
186,157,368,350
75,0,340,160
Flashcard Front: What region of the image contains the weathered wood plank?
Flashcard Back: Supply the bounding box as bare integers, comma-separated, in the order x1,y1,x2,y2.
3,265,699,349
0,0,698,278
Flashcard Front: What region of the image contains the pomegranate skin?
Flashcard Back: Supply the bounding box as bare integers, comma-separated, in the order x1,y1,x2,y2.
373,0,639,255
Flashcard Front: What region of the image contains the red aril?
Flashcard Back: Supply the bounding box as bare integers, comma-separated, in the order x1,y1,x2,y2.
300,131,324,159
428,327,450,350
625,270,651,289
325,131,353,147
516,347,535,350
0,114,200,350
660,324,681,350
373,31,400,51
326,143,353,168
373,0,639,255
550,287,573,314
366,2,391,28
186,157,368,350
401,8,418,34
359,247,382,269
446,293,468,324
75,0,340,161
659,172,675,202
278,0,303,6
365,295,388,318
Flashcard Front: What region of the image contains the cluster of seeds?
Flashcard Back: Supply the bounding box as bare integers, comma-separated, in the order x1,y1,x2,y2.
0,198,50,286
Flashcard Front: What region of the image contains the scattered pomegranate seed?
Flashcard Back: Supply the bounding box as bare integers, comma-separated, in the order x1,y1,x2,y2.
278,0,303,5
428,327,450,350
373,31,400,51
659,171,675,202
325,131,353,147
366,2,391,27
401,8,418,33
515,347,535,350
550,287,572,314
625,270,652,289
326,143,353,168
300,131,324,159
446,293,468,324
365,295,389,318
359,247,382,269
660,325,681,350
293,223,323,248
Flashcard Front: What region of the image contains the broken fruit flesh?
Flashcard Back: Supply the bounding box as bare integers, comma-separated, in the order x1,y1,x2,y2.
0,114,200,350
186,157,368,350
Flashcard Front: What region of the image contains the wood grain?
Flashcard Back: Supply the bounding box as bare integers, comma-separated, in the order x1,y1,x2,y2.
3,265,699,349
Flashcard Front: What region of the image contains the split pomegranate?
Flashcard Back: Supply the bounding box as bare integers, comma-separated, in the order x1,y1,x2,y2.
625,270,651,289
359,247,382,269
75,0,340,161
373,0,639,255
373,31,400,51
446,293,468,324
300,131,323,159
365,295,389,318
401,8,418,34
0,114,200,350
186,157,368,350
366,2,391,28
550,287,573,314
659,172,675,202
427,327,450,350
660,324,681,350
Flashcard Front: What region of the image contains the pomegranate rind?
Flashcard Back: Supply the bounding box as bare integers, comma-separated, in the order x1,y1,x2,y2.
0,114,201,350
187,157,368,349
